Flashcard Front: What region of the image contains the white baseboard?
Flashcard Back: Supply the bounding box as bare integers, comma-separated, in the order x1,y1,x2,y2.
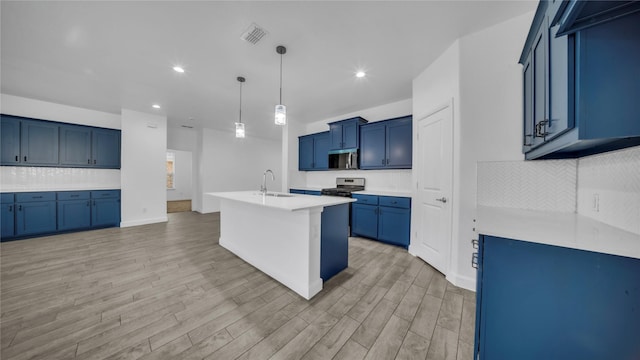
120,216,168,228
446,272,476,292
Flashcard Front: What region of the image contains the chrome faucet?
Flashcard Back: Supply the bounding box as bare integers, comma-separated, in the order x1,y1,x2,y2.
261,169,275,194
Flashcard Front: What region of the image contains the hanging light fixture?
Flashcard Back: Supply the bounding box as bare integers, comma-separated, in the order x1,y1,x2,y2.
235,76,246,138
275,45,287,125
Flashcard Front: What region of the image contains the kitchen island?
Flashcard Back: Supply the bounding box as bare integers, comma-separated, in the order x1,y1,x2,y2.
206,191,355,299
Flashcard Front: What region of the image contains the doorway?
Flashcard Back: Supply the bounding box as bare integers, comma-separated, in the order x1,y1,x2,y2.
166,149,193,213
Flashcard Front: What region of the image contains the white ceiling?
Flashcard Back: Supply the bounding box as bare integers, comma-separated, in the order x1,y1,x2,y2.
1,1,536,140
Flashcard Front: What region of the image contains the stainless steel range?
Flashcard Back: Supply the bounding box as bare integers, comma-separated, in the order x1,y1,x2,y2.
321,177,365,197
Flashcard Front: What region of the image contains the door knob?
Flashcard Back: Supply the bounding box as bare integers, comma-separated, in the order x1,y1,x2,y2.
436,197,447,203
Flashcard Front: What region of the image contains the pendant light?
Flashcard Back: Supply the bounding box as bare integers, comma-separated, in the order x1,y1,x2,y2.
235,76,246,138
275,45,287,125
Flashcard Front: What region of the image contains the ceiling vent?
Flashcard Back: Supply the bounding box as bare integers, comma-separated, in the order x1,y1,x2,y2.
241,23,268,45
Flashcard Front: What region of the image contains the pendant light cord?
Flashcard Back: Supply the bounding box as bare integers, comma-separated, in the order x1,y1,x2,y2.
279,53,283,104
239,80,243,124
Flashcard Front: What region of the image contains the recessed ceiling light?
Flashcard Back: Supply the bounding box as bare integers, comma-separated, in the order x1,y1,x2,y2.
173,66,185,73
356,71,366,78
152,104,161,109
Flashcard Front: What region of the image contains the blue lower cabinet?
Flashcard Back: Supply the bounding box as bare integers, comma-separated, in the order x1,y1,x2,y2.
378,206,410,247
351,194,411,248
351,203,378,239
306,190,321,196
15,201,57,236
289,189,322,196
91,190,120,228
320,204,349,280
57,191,91,231
289,189,306,195
475,235,640,359
1,193,15,239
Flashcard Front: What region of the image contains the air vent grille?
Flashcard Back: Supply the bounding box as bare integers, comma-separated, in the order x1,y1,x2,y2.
241,23,268,45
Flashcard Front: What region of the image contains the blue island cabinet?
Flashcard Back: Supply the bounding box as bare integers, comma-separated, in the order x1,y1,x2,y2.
474,235,640,359
15,192,57,236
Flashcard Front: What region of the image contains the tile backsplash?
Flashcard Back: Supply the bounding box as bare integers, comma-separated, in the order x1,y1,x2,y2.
577,147,640,235
0,166,121,192
477,146,640,235
477,159,578,212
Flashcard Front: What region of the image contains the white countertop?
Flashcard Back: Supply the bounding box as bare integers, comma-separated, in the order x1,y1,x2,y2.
477,206,640,260
353,190,412,198
207,191,355,212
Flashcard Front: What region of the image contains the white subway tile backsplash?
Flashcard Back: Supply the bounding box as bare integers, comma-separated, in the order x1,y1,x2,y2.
0,166,120,192
477,160,577,212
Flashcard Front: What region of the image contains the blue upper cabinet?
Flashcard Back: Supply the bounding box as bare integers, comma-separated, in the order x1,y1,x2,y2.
0,114,121,169
520,1,640,160
298,131,329,171
1,115,21,165
360,123,386,169
60,124,92,167
329,117,367,150
360,116,412,170
21,119,59,166
92,128,121,168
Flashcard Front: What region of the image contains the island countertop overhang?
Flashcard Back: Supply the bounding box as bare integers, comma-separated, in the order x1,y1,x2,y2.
206,191,355,211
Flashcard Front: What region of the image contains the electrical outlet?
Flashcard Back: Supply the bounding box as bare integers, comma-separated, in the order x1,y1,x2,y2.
593,194,600,212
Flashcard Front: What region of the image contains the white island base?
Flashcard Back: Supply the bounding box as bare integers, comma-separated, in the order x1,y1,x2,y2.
209,191,355,300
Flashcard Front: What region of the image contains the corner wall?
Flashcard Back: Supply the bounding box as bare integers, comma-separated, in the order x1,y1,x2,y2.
120,109,168,227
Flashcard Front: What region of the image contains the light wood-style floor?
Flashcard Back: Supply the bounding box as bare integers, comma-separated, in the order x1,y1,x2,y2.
1,212,476,360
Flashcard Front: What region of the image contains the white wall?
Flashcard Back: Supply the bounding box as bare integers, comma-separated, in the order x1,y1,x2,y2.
0,94,121,192
411,11,534,291
290,99,413,192
167,126,197,152
198,128,282,213
167,149,193,202
120,109,168,227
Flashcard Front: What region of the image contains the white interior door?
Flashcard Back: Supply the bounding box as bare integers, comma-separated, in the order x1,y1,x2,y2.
412,103,453,275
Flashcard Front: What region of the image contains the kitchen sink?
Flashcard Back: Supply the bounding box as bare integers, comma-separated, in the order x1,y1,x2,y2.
255,192,295,198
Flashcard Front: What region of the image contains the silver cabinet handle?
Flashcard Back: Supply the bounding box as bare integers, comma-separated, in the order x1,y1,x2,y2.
436,197,447,203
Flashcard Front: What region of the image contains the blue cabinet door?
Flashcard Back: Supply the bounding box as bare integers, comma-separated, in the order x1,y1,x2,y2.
360,123,386,169
320,203,349,280
58,199,91,231
546,19,572,141
386,117,412,168
531,26,546,148
298,135,314,170
351,203,378,239
15,201,57,236
1,115,21,165
523,54,534,152
289,189,306,194
92,128,121,168
477,235,640,359
1,203,15,239
313,132,330,170
342,120,359,149
60,124,92,167
378,206,410,248
92,198,120,227
21,120,59,165
329,123,343,150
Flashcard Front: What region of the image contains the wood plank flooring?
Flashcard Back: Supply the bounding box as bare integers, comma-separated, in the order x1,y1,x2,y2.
1,211,476,360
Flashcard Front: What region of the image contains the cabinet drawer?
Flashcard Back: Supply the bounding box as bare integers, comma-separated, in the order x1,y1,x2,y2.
352,194,378,205
15,192,56,203
379,196,411,209
57,191,90,201
1,193,14,204
91,190,120,199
